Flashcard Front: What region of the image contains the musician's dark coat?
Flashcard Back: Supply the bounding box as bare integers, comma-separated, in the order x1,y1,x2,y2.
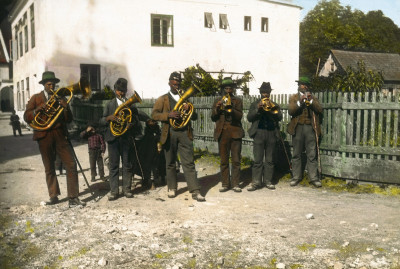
151,93,197,145
99,98,149,142
287,93,323,136
24,91,72,141
247,98,282,138
211,96,244,141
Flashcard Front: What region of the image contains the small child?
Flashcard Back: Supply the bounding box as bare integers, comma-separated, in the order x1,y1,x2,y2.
10,110,22,137
80,124,106,182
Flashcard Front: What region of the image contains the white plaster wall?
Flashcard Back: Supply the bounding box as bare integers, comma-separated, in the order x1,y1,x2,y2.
12,0,300,100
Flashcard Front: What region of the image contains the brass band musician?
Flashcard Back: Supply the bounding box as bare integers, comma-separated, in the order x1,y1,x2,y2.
247,82,282,191
211,77,245,193
24,71,86,207
287,77,323,187
100,78,149,201
151,72,205,202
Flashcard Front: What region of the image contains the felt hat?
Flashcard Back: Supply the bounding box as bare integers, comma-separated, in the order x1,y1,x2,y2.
295,76,311,86
114,78,128,92
258,82,272,94
39,71,60,85
221,77,236,88
169,71,181,81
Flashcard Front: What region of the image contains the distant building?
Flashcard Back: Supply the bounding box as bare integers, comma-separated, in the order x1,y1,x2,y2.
9,0,301,114
0,17,13,112
319,49,400,92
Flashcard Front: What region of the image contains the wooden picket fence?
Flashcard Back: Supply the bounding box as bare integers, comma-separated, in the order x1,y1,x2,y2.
70,91,400,184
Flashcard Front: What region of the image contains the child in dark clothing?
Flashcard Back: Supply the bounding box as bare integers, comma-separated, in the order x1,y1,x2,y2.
80,125,106,182
138,119,166,188
10,110,22,136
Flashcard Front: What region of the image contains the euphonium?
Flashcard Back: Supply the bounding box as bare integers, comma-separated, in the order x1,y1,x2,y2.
169,85,199,129
110,91,142,136
261,97,279,114
29,77,91,131
221,94,232,113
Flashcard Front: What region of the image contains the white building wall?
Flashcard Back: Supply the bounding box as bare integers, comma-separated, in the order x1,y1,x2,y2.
11,0,300,104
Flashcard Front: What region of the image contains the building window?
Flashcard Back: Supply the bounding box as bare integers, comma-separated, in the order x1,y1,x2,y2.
219,14,229,29
261,17,269,32
17,82,21,110
24,26,28,52
14,28,18,59
151,14,173,47
21,80,25,108
81,64,101,91
244,16,251,31
26,77,30,99
204,12,214,28
30,4,35,48
18,31,23,57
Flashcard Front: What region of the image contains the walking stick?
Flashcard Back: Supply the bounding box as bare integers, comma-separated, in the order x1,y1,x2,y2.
277,129,292,175
66,137,98,200
312,112,322,181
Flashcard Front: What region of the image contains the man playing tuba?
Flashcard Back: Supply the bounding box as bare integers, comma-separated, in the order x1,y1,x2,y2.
24,71,86,208
151,71,205,202
100,78,149,201
247,82,282,191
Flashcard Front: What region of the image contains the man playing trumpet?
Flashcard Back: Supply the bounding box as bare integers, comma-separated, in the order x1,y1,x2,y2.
247,82,282,191
287,77,323,188
211,77,245,193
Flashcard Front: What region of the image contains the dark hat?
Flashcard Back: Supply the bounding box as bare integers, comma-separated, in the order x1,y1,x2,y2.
39,71,60,85
169,71,181,81
114,78,128,92
295,76,311,86
221,77,236,88
258,82,272,93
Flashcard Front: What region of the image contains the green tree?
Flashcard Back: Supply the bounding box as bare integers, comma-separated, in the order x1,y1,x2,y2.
300,0,400,77
180,64,254,96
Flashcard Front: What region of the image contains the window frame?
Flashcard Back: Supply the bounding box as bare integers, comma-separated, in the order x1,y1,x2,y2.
30,4,35,48
80,64,101,91
24,25,28,53
219,14,229,30
204,12,214,28
151,14,174,47
261,17,269,32
244,16,252,31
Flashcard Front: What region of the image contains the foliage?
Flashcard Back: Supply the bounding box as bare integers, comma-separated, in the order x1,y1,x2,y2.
311,60,384,92
180,64,254,96
300,0,400,77
90,85,115,100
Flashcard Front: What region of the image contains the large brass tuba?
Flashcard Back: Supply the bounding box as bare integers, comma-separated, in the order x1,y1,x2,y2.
29,77,91,131
169,84,200,130
110,91,142,136
261,97,280,114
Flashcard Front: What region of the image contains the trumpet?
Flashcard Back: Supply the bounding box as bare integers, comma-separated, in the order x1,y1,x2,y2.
221,94,233,113
302,92,312,107
30,77,91,131
261,97,279,114
110,91,142,136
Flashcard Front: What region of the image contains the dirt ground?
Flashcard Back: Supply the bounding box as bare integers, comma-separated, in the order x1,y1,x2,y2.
0,117,399,269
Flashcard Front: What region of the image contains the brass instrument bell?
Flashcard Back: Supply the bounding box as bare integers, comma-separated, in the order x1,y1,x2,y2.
261,97,279,114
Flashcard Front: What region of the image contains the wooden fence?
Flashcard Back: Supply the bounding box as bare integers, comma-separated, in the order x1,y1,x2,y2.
70,92,400,184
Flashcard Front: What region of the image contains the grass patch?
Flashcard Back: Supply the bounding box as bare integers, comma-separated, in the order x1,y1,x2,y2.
297,243,316,253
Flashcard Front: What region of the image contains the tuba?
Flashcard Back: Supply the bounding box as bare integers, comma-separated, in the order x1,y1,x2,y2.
110,91,142,137
261,97,280,114
29,77,91,131
221,94,232,113
169,84,200,130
